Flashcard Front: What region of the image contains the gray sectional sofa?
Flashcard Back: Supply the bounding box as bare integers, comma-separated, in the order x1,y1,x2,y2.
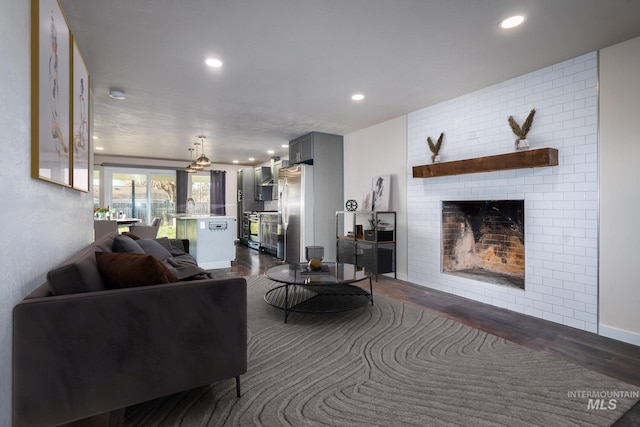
13,232,247,427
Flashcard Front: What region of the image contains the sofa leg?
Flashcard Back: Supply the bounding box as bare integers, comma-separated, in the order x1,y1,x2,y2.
236,376,241,398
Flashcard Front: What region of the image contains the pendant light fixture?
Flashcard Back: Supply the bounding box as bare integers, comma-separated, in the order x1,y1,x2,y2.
185,148,197,173
191,142,204,170
196,135,211,167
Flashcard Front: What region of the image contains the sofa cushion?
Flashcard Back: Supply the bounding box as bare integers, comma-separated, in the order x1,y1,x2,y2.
94,233,117,253
46,238,111,294
47,264,86,296
95,252,178,289
165,255,212,281
121,231,141,240
112,235,145,254
137,238,172,261
154,237,177,253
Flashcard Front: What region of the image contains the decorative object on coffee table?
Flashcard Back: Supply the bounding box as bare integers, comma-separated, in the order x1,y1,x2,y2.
508,108,536,150
308,258,323,271
305,246,324,262
427,132,444,163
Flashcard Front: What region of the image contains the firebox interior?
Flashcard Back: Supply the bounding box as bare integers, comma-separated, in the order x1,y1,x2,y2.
442,200,525,290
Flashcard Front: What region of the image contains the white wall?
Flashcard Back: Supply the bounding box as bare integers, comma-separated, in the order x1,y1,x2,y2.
344,116,408,280
0,2,94,424
599,36,640,345
407,53,599,332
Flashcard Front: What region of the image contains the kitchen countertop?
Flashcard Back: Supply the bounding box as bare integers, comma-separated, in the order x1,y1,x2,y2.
176,215,236,219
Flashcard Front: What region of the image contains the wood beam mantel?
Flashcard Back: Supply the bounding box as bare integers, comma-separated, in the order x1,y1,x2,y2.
412,148,558,178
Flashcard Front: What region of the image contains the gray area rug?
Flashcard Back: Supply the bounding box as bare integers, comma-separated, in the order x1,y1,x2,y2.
125,275,639,426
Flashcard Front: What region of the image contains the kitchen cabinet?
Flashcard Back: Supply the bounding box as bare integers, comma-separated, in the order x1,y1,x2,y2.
259,212,279,254
176,216,236,269
237,168,256,242
289,131,342,165
254,166,273,201
289,133,313,164
336,211,397,281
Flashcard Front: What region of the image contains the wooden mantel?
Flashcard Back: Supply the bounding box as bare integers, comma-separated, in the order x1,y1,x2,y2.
412,147,558,178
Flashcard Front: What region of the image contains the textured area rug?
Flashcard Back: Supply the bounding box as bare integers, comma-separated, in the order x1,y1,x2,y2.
125,275,639,426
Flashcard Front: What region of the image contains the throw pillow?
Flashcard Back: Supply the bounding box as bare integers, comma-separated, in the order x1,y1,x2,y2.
95,252,178,289
112,234,145,254
153,237,175,253
137,238,172,261
47,263,86,295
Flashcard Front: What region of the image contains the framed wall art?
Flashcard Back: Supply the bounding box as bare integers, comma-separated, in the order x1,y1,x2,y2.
361,191,373,211
371,175,391,211
31,0,72,187
72,37,90,192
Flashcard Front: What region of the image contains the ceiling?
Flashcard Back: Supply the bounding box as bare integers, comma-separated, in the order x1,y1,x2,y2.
59,0,640,166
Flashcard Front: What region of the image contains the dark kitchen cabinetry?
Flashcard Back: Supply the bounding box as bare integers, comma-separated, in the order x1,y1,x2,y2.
289,131,342,165
336,211,397,281
237,168,257,242
289,133,313,164
254,166,272,201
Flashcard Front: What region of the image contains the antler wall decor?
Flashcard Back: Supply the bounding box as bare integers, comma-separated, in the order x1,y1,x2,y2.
427,132,444,163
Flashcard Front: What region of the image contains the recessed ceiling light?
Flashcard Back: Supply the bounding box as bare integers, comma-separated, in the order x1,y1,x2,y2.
92,136,98,139
281,144,289,148
248,157,255,161
95,146,104,151
499,15,525,29
232,160,239,164
351,94,365,101
267,150,275,154
108,89,126,100
205,58,223,68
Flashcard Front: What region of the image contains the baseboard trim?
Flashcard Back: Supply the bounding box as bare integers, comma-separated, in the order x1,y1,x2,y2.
383,272,408,282
599,324,640,346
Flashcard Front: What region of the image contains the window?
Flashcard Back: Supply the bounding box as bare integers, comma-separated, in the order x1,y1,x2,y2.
93,169,100,207
111,172,148,220
151,173,177,238
104,167,177,237
189,173,211,215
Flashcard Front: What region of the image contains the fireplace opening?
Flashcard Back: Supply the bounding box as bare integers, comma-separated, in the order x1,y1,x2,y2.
442,200,525,289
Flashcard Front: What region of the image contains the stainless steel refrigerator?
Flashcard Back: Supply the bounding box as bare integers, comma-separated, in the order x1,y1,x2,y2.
279,163,340,263
278,164,315,264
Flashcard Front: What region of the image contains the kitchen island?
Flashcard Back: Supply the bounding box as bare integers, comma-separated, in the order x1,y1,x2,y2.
175,215,236,269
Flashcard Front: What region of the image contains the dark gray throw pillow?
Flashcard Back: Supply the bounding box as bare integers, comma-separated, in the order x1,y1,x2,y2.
112,234,145,254
137,238,172,261
47,264,86,295
153,237,174,252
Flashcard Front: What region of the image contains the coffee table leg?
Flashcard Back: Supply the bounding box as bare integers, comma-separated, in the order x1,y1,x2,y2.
369,276,374,305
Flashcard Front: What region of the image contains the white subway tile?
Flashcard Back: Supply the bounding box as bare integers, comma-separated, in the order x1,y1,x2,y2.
407,52,598,333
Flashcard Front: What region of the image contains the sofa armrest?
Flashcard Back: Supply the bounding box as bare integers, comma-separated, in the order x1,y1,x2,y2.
13,277,247,427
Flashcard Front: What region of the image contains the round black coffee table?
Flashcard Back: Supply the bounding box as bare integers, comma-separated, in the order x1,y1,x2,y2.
264,262,373,323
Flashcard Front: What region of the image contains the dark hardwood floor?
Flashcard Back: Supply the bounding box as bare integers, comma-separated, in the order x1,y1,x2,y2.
219,243,640,425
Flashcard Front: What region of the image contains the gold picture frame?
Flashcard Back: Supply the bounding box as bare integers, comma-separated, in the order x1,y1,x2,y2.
71,37,90,192
31,0,72,187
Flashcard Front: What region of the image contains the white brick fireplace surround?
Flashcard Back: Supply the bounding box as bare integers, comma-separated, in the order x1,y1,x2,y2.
407,52,598,333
